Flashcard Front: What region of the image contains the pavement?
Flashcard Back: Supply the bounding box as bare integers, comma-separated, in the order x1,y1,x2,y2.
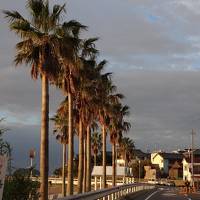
121,187,200,200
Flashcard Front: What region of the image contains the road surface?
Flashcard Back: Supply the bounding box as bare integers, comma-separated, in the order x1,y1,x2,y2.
123,187,200,200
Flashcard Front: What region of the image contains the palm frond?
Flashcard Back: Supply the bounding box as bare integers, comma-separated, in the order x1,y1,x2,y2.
3,10,25,22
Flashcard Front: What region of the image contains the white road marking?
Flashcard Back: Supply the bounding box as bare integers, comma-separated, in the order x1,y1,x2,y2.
162,192,176,196
144,190,159,200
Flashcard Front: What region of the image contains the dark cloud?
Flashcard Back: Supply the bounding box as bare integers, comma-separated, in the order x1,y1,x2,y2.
1,0,200,172
114,70,200,151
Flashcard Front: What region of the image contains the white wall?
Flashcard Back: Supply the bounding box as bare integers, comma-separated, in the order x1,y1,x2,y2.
151,153,168,173
182,159,191,181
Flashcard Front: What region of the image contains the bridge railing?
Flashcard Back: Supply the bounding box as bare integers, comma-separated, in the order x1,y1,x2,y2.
56,183,155,200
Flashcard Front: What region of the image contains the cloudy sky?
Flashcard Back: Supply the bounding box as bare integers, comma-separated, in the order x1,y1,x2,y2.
1,0,200,172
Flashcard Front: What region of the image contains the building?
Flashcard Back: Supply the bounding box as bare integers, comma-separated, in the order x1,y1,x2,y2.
182,149,200,182
132,149,150,160
144,165,160,180
169,161,183,179
117,149,150,167
151,152,183,175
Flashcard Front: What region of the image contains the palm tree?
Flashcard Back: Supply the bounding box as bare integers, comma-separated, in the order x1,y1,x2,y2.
3,1,67,198
4,1,87,196
119,137,135,168
49,15,87,196
51,112,68,197
98,80,116,188
77,116,84,193
75,38,99,193
91,132,102,166
109,116,121,187
109,100,130,186
59,29,88,196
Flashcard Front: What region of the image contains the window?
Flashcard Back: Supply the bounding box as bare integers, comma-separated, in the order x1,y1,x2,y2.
194,165,200,174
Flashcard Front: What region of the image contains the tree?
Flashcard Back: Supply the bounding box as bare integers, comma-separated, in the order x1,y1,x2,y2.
119,137,135,168
69,38,99,193
109,101,131,186
14,168,40,177
51,112,68,197
0,118,12,176
57,25,87,195
53,168,62,177
0,118,11,156
130,159,151,178
91,132,102,166
95,65,114,188
4,1,86,197
81,40,99,193
3,1,67,199
3,169,40,200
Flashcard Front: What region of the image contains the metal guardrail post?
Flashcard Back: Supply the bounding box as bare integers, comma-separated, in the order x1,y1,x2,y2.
121,189,123,196
118,190,120,198
55,183,155,200
100,177,102,189
95,176,97,190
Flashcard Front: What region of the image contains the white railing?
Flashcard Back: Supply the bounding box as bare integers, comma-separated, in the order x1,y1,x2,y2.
55,183,155,200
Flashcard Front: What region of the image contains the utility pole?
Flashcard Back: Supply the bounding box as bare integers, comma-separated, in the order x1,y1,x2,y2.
191,129,196,188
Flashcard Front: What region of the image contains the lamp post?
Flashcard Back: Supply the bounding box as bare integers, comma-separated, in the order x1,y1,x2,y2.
138,160,141,183
29,149,36,177
191,129,196,188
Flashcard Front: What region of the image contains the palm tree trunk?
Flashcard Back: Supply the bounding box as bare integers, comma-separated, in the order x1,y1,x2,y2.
112,142,116,186
86,125,91,192
40,74,49,200
77,119,83,193
124,150,127,182
83,135,87,192
102,125,107,188
62,143,67,197
94,154,97,166
67,92,73,195
124,150,127,167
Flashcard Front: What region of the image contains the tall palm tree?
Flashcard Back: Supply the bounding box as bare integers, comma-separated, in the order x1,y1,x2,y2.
52,18,87,195
109,101,129,186
109,115,121,186
89,60,113,189
119,137,135,168
75,38,99,193
77,116,84,193
91,132,102,166
51,112,68,197
3,1,67,199
98,80,116,188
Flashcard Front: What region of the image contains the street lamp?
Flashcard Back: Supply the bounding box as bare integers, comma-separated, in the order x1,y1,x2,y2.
29,148,36,177
138,160,141,183
191,129,196,188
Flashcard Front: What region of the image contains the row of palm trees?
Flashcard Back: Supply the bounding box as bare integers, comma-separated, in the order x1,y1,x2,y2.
4,1,132,199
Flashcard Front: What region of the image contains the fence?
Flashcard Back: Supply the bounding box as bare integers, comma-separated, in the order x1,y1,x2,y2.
55,183,155,200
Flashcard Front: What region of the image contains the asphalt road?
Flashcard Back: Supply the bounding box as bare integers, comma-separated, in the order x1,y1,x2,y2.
123,187,200,200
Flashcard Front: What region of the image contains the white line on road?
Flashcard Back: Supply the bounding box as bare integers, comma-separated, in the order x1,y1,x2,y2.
144,190,159,200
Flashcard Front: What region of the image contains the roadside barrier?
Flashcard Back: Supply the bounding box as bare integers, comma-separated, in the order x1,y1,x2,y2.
56,183,155,200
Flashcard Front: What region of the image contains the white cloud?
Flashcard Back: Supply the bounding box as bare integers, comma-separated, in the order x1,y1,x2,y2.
173,0,200,14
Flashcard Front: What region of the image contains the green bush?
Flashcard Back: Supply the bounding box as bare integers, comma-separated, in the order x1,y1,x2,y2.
3,170,40,200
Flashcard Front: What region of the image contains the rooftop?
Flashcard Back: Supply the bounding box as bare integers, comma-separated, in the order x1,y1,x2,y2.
156,152,184,160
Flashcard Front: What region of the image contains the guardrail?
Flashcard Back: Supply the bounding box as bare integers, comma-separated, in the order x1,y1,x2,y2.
56,183,155,200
